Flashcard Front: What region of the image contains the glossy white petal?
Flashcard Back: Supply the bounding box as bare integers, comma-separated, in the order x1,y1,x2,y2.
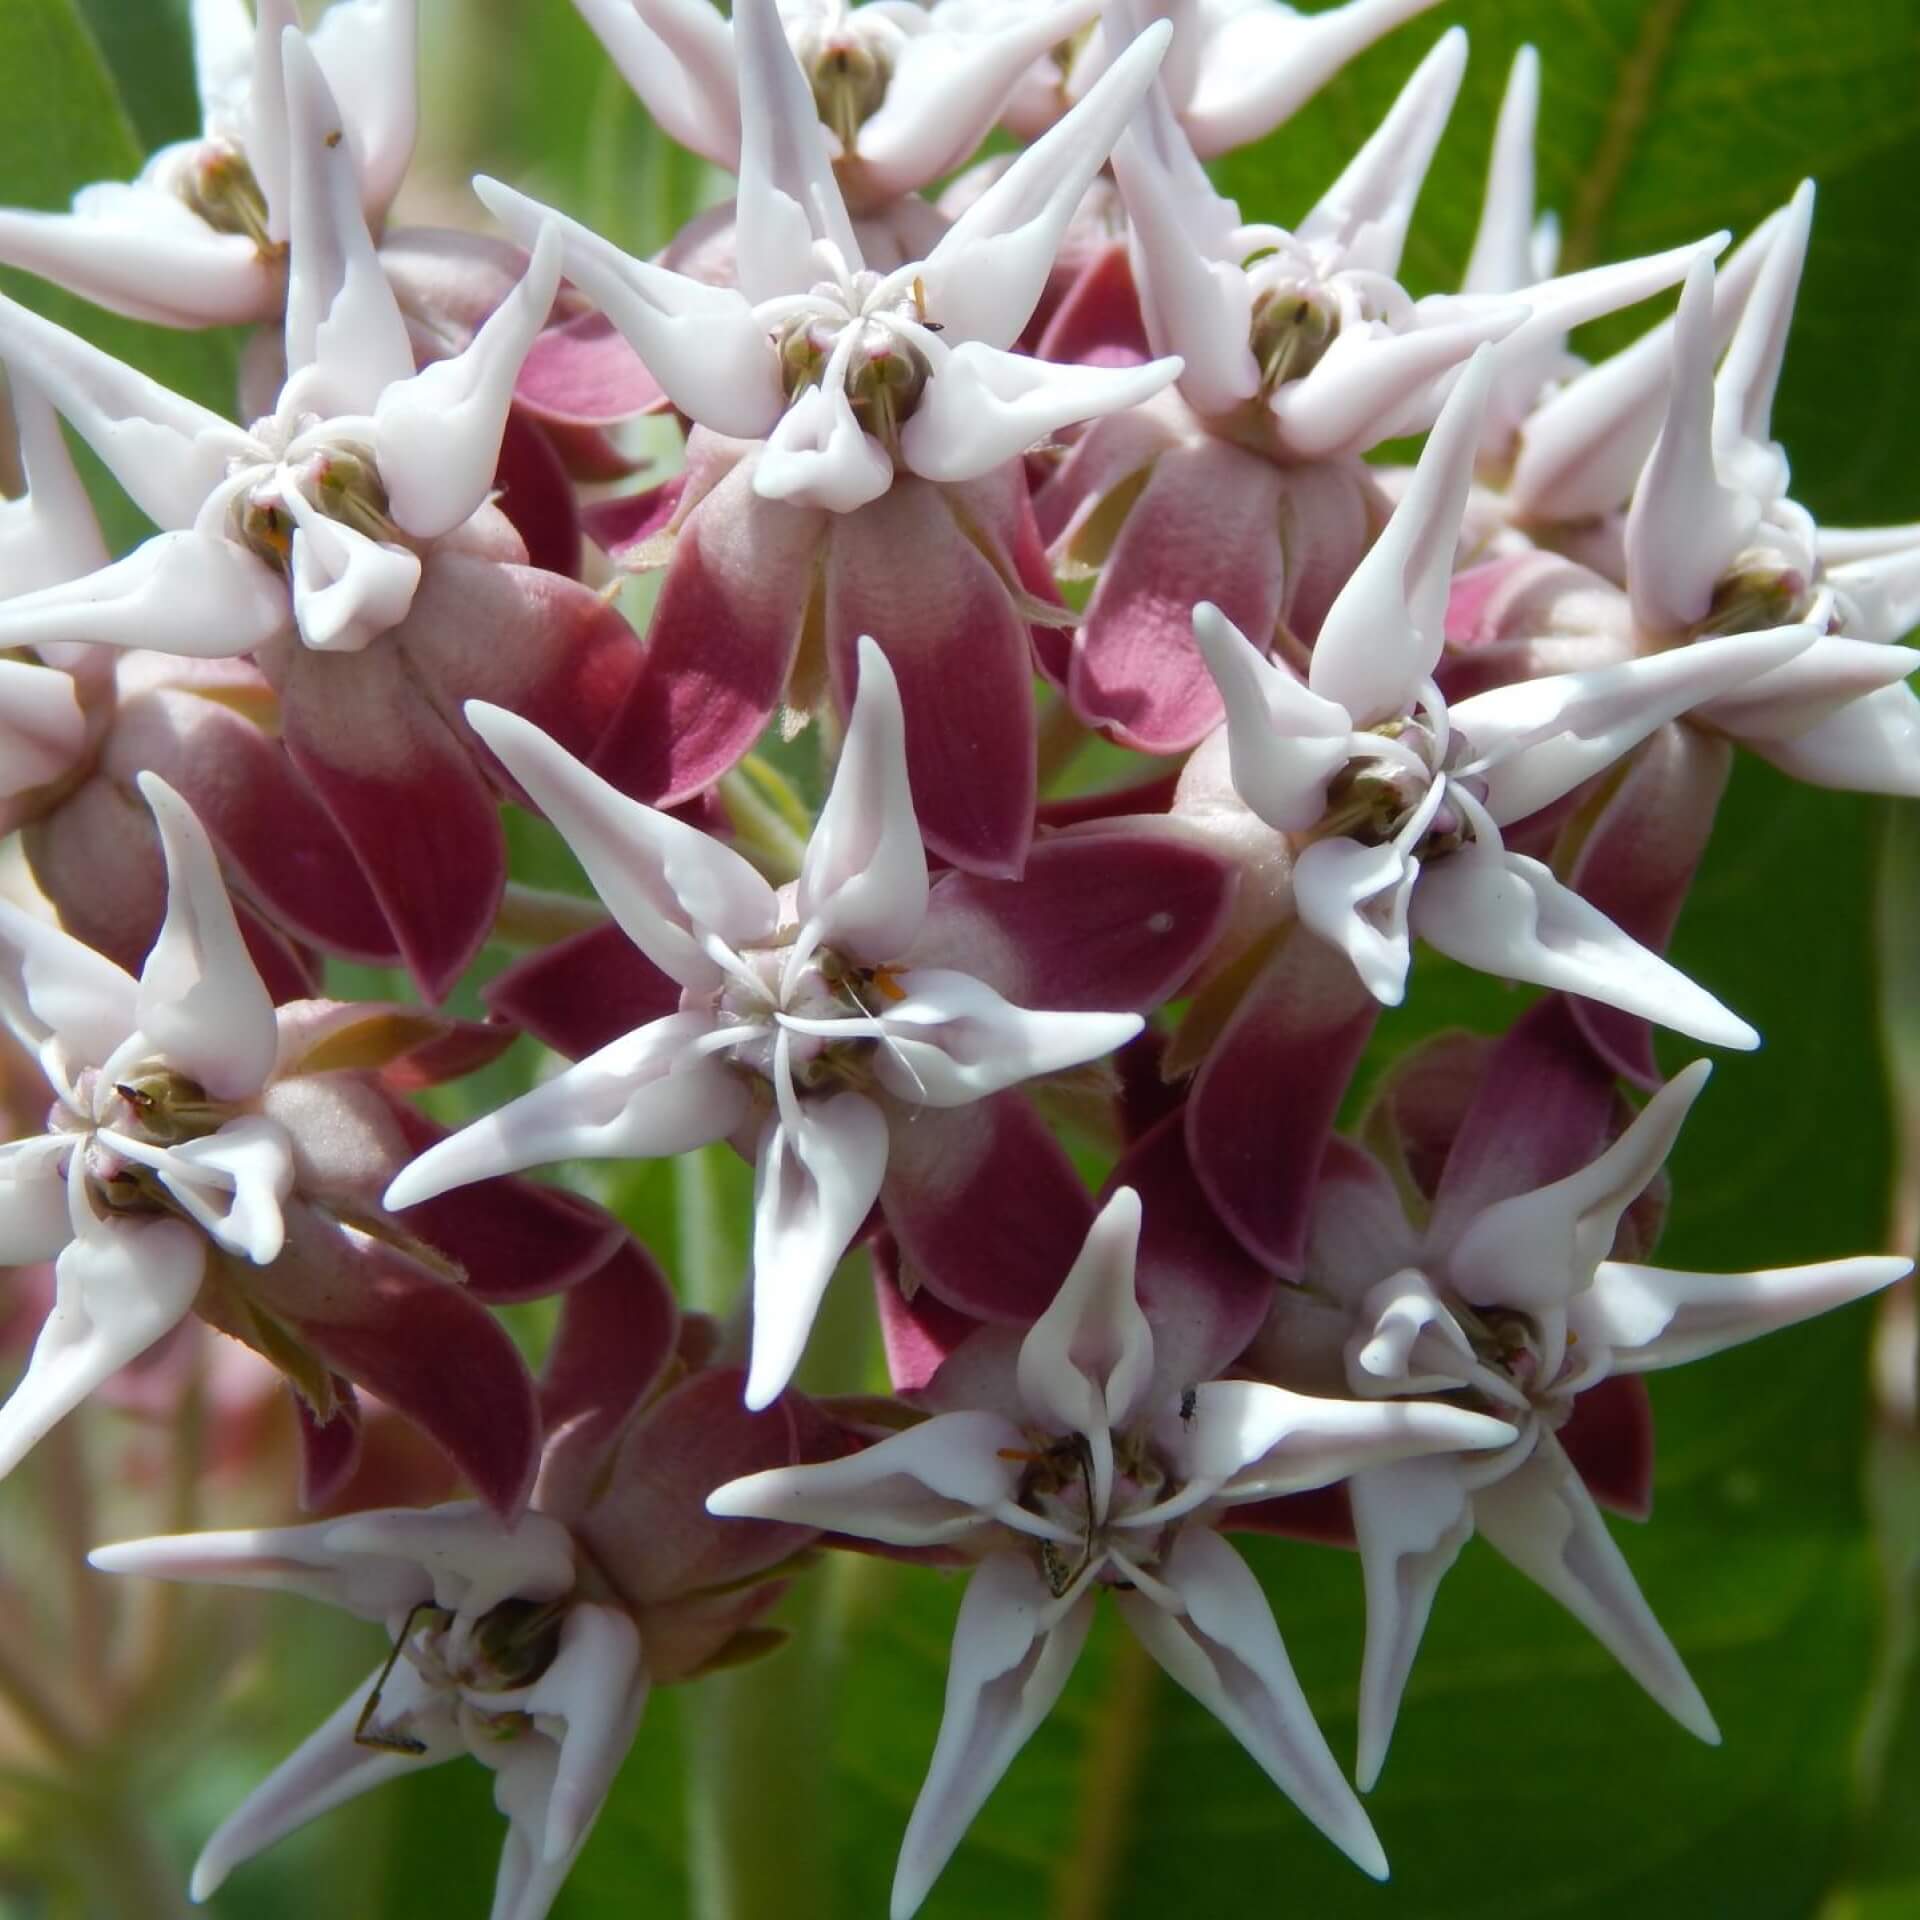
746,1089,890,1409
1116,1529,1386,1876
792,636,927,974
1309,346,1492,723
1711,180,1812,488
575,0,741,168
916,21,1172,351
0,371,109,592
284,488,423,653
0,894,138,1066
902,344,1180,486
375,224,564,540
474,178,784,440
0,1136,75,1265
1473,1434,1719,1743
1409,849,1758,1049
754,378,895,513
1016,1188,1151,1516
0,1204,204,1481
0,528,292,659
708,1408,1026,1544
0,658,86,799
1744,683,1920,798
279,30,414,418
1347,1455,1474,1791
382,1013,748,1209
100,1115,294,1265
464,701,778,987
134,771,279,1098
1461,46,1540,298
308,0,419,219
485,1738,587,1920
891,1551,1094,1920
1191,601,1353,832
1576,1254,1908,1374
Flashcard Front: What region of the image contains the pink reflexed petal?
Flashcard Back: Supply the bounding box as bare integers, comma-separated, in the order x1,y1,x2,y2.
1557,1373,1654,1522
592,459,825,807
1447,1060,1711,1314
708,1407,1025,1546
186,1667,461,1902
535,1240,681,1524
486,922,680,1061
795,636,928,968
826,479,1035,878
1308,345,1493,723
0,201,279,329
491,407,583,580
135,773,278,1099
1303,1139,1422,1312
259,1218,542,1518
295,1387,362,1511
275,640,505,1001
1113,1529,1384,1876
746,1091,891,1409
855,967,1139,1109
1218,1483,1355,1548
1186,933,1380,1275
465,701,773,991
1179,0,1443,156
0,1206,204,1481
902,345,1179,488
1410,847,1757,1050
1069,447,1287,753
891,1553,1096,1920
1472,1432,1719,1743
1036,770,1181,831
516,311,666,427
0,530,292,659
0,893,138,1063
882,1093,1096,1321
910,821,1232,1013
1030,393,1180,552
1347,1454,1473,1789
0,659,86,802
874,1245,988,1393
1031,241,1150,369
1294,27,1464,276
916,21,1172,352
1192,602,1353,832
0,291,253,531
1427,996,1621,1248
382,1014,746,1210
1578,1254,1908,1375
582,476,686,564
279,31,415,417
474,178,783,439
375,225,563,540
1016,1188,1150,1510
383,1104,624,1304
1113,1108,1272,1392
1564,726,1732,1085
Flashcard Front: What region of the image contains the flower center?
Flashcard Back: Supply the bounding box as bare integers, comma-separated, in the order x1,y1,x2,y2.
68,1064,227,1219
1007,1426,1170,1598
1249,283,1339,393
705,942,910,1097
175,139,278,253
231,438,402,574
777,277,933,452
807,34,893,153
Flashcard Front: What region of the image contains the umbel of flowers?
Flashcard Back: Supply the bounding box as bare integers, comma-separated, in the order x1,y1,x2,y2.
0,2,1911,1916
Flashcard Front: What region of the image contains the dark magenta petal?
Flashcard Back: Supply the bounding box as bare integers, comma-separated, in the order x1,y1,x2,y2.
516,309,667,427
1036,770,1182,830
1220,1484,1356,1549
827,478,1037,878
881,1094,1096,1321
1559,1372,1655,1521
294,1383,362,1511
1186,934,1379,1275
873,1236,990,1393
583,475,687,563
1034,241,1151,369
911,821,1234,1012
485,921,681,1060
592,460,825,805
493,406,583,580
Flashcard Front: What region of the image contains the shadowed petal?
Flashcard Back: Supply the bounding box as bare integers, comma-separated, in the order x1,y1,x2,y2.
0,1137,75,1265
103,1116,293,1265
486,923,680,1062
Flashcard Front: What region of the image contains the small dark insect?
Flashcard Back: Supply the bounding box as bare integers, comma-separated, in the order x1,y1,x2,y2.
1178,1386,1197,1427
325,129,343,149
353,1600,440,1755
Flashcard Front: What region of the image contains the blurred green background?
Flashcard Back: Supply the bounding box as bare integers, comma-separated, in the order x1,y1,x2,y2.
1,1,1918,1915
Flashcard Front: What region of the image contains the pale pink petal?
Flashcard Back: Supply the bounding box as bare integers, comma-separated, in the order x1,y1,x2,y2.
1460,46,1540,298
308,0,418,220
279,31,416,416
0,293,253,530
1578,1254,1908,1373
1309,346,1493,723
1409,849,1758,1050
891,1552,1095,1920
746,1089,891,1409
902,343,1179,487
1114,1529,1385,1875
1347,1455,1473,1790
1472,1433,1719,1742
474,177,783,440
515,311,665,428
0,371,108,590
575,0,741,168
707,1408,1025,1545
1712,180,1812,467
915,21,1172,352
794,635,928,970
465,699,776,989
1695,634,1920,740
0,894,139,1064
134,772,278,1098
382,1014,746,1210
0,659,86,800
1745,682,1920,797
375,225,564,540
0,1137,74,1265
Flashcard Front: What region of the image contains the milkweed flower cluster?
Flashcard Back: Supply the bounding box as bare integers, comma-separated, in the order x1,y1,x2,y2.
0,1,1911,1915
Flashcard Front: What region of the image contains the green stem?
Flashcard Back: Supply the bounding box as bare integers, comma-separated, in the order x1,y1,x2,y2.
1053,1625,1157,1920
491,882,610,950
1036,692,1091,791
718,767,810,885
